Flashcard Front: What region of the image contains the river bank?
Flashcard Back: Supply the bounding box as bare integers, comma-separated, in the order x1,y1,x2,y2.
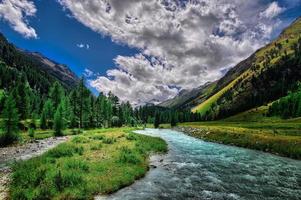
7,128,167,199
95,128,301,200
175,125,301,159
0,136,69,200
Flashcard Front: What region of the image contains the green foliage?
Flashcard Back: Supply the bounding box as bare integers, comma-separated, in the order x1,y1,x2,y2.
111,116,121,127
47,143,84,158
102,137,116,144
192,19,301,121
268,87,301,119
118,147,142,164
71,135,90,144
28,128,35,138
0,94,19,145
49,82,64,109
53,103,65,137
154,111,160,128
10,129,167,199
126,133,137,141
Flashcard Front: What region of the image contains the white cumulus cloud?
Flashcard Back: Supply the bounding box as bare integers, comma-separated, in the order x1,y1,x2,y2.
77,43,90,49
0,0,37,38
260,2,285,19
59,0,289,105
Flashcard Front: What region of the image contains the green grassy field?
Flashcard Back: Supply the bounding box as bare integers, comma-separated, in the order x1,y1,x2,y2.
9,128,167,199
180,108,301,159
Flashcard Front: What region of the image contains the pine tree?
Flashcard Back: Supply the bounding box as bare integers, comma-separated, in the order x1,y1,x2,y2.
69,90,79,128
95,95,104,127
170,111,178,127
53,103,65,137
154,111,160,128
40,111,47,130
41,99,54,128
49,82,64,109
0,94,19,145
12,77,30,120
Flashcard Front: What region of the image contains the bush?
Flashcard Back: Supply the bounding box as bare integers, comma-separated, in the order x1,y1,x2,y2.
90,135,104,141
111,116,121,127
126,133,137,141
72,136,90,144
118,147,142,164
102,137,116,144
90,143,103,151
62,158,89,172
71,129,82,135
54,170,84,192
47,144,84,158
28,128,35,138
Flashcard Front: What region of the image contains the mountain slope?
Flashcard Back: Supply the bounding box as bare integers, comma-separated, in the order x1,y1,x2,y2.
191,17,301,119
0,33,79,91
159,82,216,109
22,51,79,88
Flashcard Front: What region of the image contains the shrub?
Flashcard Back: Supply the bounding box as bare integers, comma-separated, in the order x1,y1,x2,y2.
111,116,121,127
62,158,89,172
47,144,84,158
90,135,104,141
118,147,142,164
71,129,82,135
90,143,103,151
102,137,116,144
28,128,35,138
54,170,84,192
126,133,137,141
72,136,90,144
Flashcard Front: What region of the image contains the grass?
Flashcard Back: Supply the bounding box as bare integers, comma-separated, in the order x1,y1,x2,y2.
191,74,242,114
9,128,167,200
180,107,301,159
145,124,172,129
20,129,81,142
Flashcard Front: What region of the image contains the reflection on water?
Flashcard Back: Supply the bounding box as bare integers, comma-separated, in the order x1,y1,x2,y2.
97,129,301,200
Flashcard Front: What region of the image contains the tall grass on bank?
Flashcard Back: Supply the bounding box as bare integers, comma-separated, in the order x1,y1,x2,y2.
180,121,301,159
9,128,167,200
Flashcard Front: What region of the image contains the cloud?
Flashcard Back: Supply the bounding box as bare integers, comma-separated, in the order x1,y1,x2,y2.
83,68,94,77
260,2,285,19
59,0,288,105
76,43,90,49
0,0,37,38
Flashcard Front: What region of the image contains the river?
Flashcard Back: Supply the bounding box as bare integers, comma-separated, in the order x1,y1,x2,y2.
99,128,301,200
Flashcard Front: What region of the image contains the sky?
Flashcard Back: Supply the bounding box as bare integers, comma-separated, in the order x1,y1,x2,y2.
0,0,301,106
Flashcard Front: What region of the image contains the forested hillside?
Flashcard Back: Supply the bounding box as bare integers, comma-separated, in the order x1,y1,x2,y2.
0,33,79,94
190,17,301,120
0,32,198,146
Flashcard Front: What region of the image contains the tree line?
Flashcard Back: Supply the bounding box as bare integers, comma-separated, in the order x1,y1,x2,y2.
268,83,301,119
0,76,200,146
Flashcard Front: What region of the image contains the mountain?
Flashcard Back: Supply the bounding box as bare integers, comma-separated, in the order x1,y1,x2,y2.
163,17,301,120
159,82,216,109
0,33,79,92
21,51,79,88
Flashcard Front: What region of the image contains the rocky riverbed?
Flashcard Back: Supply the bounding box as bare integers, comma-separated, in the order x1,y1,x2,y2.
0,136,69,199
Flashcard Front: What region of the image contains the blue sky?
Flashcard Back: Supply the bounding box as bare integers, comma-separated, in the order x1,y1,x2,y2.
0,0,300,105
0,0,138,77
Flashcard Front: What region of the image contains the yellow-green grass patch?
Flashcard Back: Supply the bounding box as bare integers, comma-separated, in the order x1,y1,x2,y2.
9,128,167,199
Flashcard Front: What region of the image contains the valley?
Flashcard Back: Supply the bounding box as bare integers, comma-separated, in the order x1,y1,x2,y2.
0,1,301,199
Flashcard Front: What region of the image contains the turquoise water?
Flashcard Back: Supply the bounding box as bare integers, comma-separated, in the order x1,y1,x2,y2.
100,129,301,200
